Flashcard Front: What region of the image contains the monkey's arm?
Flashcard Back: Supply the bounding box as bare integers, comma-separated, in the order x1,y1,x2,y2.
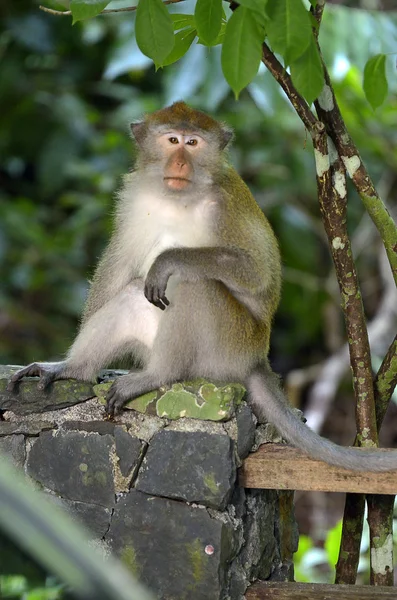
144,247,265,310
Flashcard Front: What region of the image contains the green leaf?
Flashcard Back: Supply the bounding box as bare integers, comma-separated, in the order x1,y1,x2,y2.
70,0,109,23
290,35,324,104
136,0,175,67
238,0,268,23
171,13,196,32
266,0,312,64
163,27,197,66
197,22,226,46
221,7,264,98
363,53,388,110
195,0,223,45
324,520,342,569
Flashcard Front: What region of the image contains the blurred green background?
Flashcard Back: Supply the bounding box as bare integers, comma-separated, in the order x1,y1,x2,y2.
1,0,397,564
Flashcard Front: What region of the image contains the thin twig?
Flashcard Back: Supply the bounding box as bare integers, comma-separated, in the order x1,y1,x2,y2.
39,0,184,17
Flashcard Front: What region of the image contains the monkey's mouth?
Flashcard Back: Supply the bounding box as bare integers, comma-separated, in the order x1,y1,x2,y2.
164,177,191,191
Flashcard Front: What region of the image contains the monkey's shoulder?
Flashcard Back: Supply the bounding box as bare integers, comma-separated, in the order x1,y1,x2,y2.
218,165,266,216
217,165,274,235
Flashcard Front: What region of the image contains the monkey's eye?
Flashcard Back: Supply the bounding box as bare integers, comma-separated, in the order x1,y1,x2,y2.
187,138,198,146
168,137,179,144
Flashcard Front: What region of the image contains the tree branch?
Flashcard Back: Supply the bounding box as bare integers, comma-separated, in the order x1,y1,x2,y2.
312,136,378,444
261,43,323,137
314,67,397,288
375,334,397,428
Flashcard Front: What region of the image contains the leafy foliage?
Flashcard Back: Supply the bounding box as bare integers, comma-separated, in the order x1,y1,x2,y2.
294,520,343,583
363,53,388,110
0,575,65,599
194,0,222,45
36,0,395,107
163,26,197,66
70,0,110,23
135,0,175,67
266,0,312,64
290,36,324,105
221,7,264,98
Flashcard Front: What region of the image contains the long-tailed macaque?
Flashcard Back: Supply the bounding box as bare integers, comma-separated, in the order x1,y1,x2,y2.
8,102,397,471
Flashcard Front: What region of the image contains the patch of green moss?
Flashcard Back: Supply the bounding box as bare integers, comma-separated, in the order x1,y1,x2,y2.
121,545,141,577
186,538,205,584
203,473,219,496
93,382,112,405
124,390,158,413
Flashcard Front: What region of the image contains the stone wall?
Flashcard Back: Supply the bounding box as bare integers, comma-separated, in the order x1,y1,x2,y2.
0,366,298,600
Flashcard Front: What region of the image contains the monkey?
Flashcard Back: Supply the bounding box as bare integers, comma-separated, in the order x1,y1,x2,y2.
8,101,397,472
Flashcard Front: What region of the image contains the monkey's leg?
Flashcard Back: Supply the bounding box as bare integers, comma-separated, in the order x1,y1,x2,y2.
8,281,160,392
106,283,204,416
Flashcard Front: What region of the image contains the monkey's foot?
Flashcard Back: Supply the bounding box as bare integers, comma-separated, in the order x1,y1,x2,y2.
106,378,132,417
7,362,61,392
106,372,158,417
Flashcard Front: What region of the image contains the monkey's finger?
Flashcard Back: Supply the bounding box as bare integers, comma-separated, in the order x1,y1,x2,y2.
160,295,170,307
152,299,166,310
6,380,17,392
37,372,56,391
151,287,170,310
106,396,123,417
145,290,167,310
154,295,169,310
7,364,41,391
105,400,114,417
106,388,118,416
111,400,124,417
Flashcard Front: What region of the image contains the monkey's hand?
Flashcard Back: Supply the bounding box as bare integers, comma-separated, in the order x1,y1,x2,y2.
144,255,172,310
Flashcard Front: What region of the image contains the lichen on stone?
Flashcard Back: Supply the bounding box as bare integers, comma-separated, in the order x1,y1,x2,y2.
124,380,246,422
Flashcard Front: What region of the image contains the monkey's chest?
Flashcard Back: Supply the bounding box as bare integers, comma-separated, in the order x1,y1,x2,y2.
132,211,213,278
140,233,182,277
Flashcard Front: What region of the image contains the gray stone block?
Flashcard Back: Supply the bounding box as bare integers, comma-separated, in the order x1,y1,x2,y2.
0,421,55,437
47,495,112,539
0,366,94,415
136,430,236,510
239,490,277,581
0,435,25,468
107,490,237,600
236,405,256,459
114,426,143,477
27,430,115,507
61,420,116,435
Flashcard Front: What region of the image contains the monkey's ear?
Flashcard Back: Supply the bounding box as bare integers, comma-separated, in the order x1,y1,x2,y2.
130,122,146,146
220,127,234,150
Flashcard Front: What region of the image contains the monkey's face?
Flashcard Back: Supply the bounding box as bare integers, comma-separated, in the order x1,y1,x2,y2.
132,113,232,196
159,132,205,192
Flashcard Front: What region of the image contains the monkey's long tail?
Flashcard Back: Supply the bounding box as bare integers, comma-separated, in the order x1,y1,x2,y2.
248,363,397,472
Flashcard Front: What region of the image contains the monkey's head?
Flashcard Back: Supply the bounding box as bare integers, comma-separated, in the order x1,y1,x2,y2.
130,102,234,193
